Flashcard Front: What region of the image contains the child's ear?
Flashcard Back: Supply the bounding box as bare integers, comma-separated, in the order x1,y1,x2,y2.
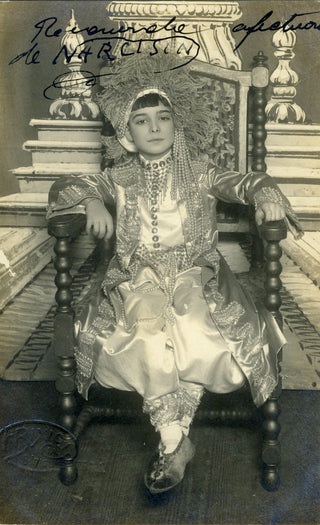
124,126,134,144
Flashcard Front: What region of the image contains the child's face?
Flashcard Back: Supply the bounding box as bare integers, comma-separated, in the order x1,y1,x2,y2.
125,103,174,160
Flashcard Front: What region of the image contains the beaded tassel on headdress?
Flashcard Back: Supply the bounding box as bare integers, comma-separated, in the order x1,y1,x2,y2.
172,129,199,242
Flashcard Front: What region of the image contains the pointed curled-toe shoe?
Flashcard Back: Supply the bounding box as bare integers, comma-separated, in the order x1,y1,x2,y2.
144,434,195,494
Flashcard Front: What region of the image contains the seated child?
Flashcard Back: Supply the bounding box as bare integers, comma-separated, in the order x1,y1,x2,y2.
47,54,302,494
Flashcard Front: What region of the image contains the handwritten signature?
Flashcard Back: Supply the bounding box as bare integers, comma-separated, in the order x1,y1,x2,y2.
232,9,320,50
42,37,199,100
8,15,200,99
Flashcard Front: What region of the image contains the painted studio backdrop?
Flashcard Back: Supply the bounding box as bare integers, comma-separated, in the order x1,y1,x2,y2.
1,1,320,197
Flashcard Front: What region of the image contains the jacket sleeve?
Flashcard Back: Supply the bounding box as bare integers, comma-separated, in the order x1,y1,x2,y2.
208,165,303,239
46,169,115,219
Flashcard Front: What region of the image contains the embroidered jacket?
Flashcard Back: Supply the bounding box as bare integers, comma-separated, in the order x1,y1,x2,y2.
47,157,302,405
47,157,301,274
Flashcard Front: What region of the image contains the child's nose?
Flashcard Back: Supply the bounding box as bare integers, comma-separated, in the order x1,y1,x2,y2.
150,118,160,133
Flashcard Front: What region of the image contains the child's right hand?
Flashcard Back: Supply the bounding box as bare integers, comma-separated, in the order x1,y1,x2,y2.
84,198,114,240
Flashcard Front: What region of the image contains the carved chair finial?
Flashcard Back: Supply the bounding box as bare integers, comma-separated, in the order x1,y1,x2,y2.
266,27,306,123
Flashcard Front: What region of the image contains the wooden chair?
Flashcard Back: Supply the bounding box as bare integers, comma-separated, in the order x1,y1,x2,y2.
47,52,287,491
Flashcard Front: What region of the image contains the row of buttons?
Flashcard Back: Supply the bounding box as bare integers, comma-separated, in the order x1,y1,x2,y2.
151,210,160,248
150,205,160,249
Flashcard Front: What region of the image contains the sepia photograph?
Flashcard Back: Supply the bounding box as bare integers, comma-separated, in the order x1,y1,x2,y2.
0,1,319,523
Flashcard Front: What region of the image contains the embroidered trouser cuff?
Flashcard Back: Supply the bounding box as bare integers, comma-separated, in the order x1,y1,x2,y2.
143,382,204,432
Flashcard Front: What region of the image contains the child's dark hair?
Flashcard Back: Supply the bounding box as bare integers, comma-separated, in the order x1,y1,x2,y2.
132,93,171,111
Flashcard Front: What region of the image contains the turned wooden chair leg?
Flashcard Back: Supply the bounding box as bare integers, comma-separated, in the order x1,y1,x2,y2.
261,383,281,491
261,219,286,491
52,234,78,485
49,214,86,485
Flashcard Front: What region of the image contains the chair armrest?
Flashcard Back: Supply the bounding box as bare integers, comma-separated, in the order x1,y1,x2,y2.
260,219,287,328
260,219,287,243
48,213,87,240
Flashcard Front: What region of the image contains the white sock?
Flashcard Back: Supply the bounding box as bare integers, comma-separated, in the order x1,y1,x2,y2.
159,423,183,453
180,415,192,436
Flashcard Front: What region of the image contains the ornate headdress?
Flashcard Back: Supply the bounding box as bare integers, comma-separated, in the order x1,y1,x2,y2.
96,53,212,161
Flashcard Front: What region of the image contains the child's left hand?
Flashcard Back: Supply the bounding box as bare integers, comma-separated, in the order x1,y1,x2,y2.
255,202,286,226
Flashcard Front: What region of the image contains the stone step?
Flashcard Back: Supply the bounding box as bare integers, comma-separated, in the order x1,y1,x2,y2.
265,149,320,169
0,193,48,227
266,123,320,148
266,167,320,197
11,118,104,192
287,196,320,230
29,118,103,142
276,175,320,199
278,184,320,198
0,233,97,375
281,231,320,289
249,123,320,171
0,227,54,310
287,196,320,213
267,166,320,182
23,140,102,165
289,199,320,231
13,164,102,193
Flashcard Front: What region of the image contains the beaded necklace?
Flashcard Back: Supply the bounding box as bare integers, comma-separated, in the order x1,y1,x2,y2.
140,151,173,210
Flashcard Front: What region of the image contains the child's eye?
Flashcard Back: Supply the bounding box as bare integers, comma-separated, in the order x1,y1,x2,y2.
159,115,171,121
136,119,147,125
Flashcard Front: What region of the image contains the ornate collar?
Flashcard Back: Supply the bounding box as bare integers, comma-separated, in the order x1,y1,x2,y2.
139,150,173,171
139,151,173,207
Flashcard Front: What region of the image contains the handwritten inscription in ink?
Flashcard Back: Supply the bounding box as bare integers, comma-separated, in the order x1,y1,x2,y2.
8,10,320,100
9,16,198,67
8,15,200,99
232,9,320,50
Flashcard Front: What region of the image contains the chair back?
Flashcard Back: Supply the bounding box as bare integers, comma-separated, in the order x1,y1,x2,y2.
189,57,269,232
